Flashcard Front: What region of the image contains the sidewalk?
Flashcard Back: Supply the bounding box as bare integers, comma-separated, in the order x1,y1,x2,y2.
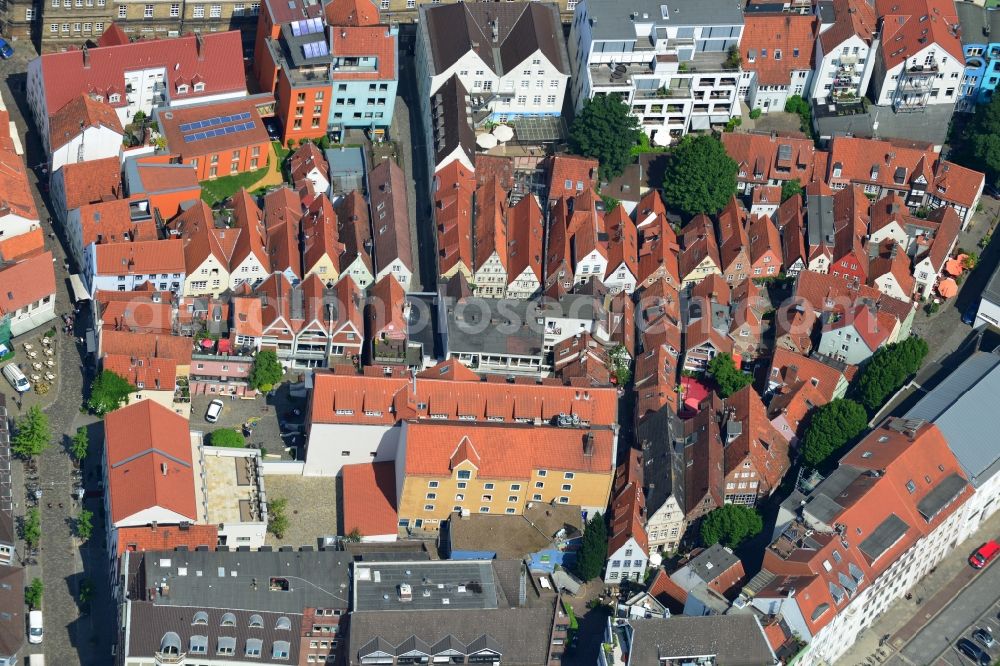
835,509,1000,665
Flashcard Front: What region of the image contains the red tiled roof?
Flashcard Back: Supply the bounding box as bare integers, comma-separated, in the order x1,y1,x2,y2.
742,14,818,86
331,25,397,81
77,198,158,249
919,205,961,272
506,195,544,288
100,300,174,334
369,273,406,341
724,386,791,492
546,155,598,201
604,205,638,280
97,22,130,47
769,348,847,403
341,462,398,538
49,94,124,151
608,449,648,555
827,136,935,191
309,369,619,427
263,187,304,278
0,252,56,316
369,159,413,273
875,0,963,71
474,177,508,271
100,330,193,365
435,161,475,276
819,0,877,54
931,161,984,210
104,400,198,525
0,228,45,262
723,132,827,186
749,214,783,269
325,0,380,26
289,142,328,187
59,156,122,211
334,190,374,275
869,240,915,296
39,31,246,116
231,295,263,338
301,193,343,276
679,216,721,280
825,303,896,351
402,421,615,479
95,239,185,276
475,155,515,190
158,96,270,162
116,523,218,556
0,111,39,224
103,354,177,391
794,269,914,325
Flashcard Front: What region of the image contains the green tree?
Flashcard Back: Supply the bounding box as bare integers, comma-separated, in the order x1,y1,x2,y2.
707,353,752,398
856,337,929,412
801,399,869,468
268,498,289,539
75,509,94,541
12,406,50,458
208,428,245,448
957,95,1000,187
70,427,89,462
569,93,642,181
25,578,42,609
249,350,283,391
576,512,609,581
781,178,803,202
345,528,363,543
784,94,813,137
662,135,738,217
87,370,135,416
609,344,631,385
22,508,40,549
700,504,763,548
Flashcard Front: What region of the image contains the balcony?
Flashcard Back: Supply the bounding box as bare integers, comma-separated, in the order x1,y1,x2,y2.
633,86,691,99
905,62,939,75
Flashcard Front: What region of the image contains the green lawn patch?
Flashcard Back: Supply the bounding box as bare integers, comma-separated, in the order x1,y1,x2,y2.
272,141,291,168
200,166,270,207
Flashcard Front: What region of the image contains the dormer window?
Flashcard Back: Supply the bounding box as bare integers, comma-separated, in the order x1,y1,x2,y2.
176,84,189,94
193,82,205,92
109,93,120,103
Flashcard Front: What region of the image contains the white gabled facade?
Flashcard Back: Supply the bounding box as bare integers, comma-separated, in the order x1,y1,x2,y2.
50,124,123,173
872,44,965,111
603,261,637,295
506,266,541,300
569,0,744,145
473,253,508,299
338,256,375,292
374,259,413,292
228,254,267,290
573,248,608,287
873,272,911,302
645,495,684,553
811,35,879,105
605,537,648,584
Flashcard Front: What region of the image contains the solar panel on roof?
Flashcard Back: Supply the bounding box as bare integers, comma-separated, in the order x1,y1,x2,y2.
183,135,195,142
211,117,223,126
179,123,193,132
195,132,207,140
224,126,235,134
310,17,323,33
291,21,302,36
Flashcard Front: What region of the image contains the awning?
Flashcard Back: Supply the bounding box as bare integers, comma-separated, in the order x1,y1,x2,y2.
710,114,730,124
690,116,710,130
69,274,90,302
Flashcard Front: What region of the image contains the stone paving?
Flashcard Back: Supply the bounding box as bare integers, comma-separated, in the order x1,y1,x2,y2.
190,383,307,459
1,44,114,665
261,475,339,548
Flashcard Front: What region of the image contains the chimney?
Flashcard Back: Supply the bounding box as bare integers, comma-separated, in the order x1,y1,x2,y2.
161,462,168,476
196,33,205,60
583,432,595,456
83,46,90,69
786,364,799,385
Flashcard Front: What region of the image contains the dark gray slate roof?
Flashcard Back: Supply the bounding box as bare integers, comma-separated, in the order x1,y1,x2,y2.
982,260,1000,311
636,405,685,518
905,350,1000,487
685,544,741,586
353,560,508,612
583,0,744,40
858,513,910,563
347,605,558,666
814,103,954,148
627,615,775,666
0,565,24,659
430,75,475,171
139,549,353,613
421,2,568,76
916,473,968,521
955,3,1000,46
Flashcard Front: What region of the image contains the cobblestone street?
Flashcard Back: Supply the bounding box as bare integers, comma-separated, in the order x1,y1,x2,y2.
1,42,114,665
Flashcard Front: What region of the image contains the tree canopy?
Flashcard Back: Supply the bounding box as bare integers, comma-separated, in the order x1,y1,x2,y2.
70,427,89,462
87,370,135,416
575,512,609,581
856,337,929,413
12,406,50,458
781,178,803,202
22,508,40,549
662,135,738,217
268,498,289,539
249,351,283,391
75,509,94,541
700,504,763,548
208,428,246,448
955,95,1000,188
568,93,642,181
25,578,42,609
801,399,869,468
707,353,752,398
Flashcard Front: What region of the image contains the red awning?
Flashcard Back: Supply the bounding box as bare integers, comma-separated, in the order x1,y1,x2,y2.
217,338,231,354
937,278,958,298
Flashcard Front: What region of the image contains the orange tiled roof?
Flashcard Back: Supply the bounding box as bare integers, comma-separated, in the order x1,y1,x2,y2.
116,523,218,556
95,239,185,275
331,25,397,82
742,14,818,86
819,0,876,54
341,462,398,538
77,198,159,249
402,421,615,479
100,330,193,365
506,195,544,288
100,299,174,334
49,93,124,151
104,400,197,525
608,449,648,555
59,156,122,211
723,132,827,186
931,161,984,210
474,177,508,271
0,228,45,261
875,0,963,71
435,161,475,277
231,295,263,338
827,136,935,191
369,273,407,341
547,155,598,201
604,205,638,280
724,386,791,492
325,0,380,26
103,354,177,391
0,110,40,223
794,269,914,324
302,193,344,276
0,251,56,316
334,190,374,275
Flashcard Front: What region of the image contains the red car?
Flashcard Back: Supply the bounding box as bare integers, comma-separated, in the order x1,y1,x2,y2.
969,540,1000,569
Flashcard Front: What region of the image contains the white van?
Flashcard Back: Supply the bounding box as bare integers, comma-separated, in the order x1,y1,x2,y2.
1,364,30,393
27,654,45,666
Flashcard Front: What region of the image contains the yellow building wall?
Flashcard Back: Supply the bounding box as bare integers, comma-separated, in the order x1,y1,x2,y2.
305,254,340,285
397,460,613,529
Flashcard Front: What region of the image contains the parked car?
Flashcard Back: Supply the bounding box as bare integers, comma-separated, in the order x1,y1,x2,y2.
957,638,991,666
27,610,42,644
205,399,224,423
962,302,980,326
0,38,13,59
969,540,1000,569
972,628,995,650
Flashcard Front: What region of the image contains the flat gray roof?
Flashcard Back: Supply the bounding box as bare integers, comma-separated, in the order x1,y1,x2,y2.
917,473,968,521
858,513,909,563
141,549,353,613
582,0,744,41
352,560,503,612
627,615,775,666
982,259,1000,308
905,350,1000,487
814,103,954,148
445,299,544,359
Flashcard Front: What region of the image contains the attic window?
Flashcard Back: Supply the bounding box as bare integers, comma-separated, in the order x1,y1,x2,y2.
793,48,800,57
193,82,205,92
774,49,782,60
109,93,121,103
176,84,189,93
905,480,916,494
269,577,290,591
862,451,873,458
